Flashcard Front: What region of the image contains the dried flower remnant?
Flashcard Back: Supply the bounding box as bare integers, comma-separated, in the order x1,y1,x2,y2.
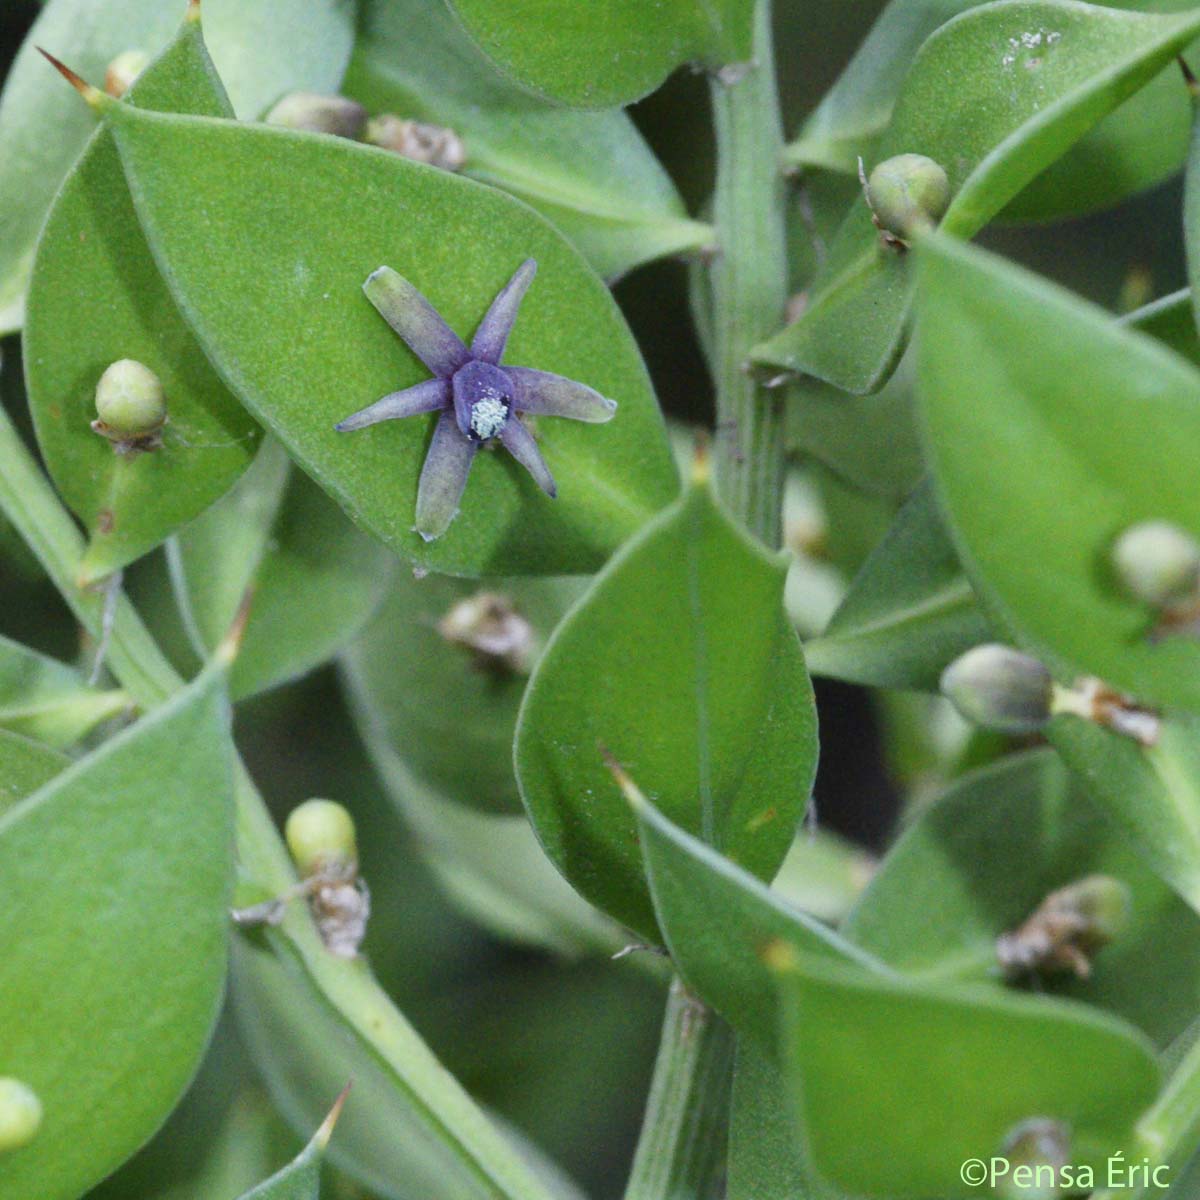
265,91,368,140
438,591,535,674
996,875,1130,981
365,115,467,171
91,359,166,455
336,259,618,541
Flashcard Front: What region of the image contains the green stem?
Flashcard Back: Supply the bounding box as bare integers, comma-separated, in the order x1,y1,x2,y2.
624,978,736,1200
708,0,789,548
0,404,556,1200
1135,1028,1200,1168
625,7,788,1198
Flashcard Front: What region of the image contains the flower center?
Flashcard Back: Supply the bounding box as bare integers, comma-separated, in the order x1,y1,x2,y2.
452,360,514,442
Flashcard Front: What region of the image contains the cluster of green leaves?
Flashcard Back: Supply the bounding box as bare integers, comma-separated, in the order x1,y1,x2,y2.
5,0,1200,1197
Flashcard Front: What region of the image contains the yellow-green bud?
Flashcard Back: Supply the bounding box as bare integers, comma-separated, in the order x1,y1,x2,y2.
265,92,367,140
1054,874,1131,947
285,799,357,878
0,1078,42,1153
104,49,149,98
996,1118,1069,1200
940,644,1054,734
1112,520,1200,611
93,359,166,439
866,153,951,242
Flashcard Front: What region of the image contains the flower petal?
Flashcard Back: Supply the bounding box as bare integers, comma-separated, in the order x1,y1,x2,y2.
500,416,557,498
416,410,478,541
509,367,617,423
334,378,449,432
363,267,468,377
470,259,537,364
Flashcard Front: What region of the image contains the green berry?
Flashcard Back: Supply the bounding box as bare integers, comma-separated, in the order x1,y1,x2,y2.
1112,520,1200,610
1055,874,1131,946
866,153,951,241
0,1078,42,1153
93,359,166,438
285,799,357,878
940,644,1053,734
104,49,149,98
265,92,367,140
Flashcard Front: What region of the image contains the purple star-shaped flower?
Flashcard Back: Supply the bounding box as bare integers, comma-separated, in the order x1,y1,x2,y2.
336,259,617,542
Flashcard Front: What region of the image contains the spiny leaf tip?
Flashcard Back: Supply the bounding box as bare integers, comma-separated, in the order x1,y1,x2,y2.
600,745,648,812
313,1081,352,1150
37,48,107,109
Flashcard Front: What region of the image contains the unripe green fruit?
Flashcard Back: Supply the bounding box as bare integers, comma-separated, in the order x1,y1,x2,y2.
94,359,166,437
104,49,149,98
1112,520,1200,610
940,644,1053,734
867,153,951,241
265,92,368,141
285,798,357,878
0,1078,42,1153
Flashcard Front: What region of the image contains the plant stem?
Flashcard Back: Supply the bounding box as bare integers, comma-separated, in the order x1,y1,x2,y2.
625,7,789,1199
708,0,789,548
1135,1026,1200,1168
625,978,736,1200
0,404,556,1200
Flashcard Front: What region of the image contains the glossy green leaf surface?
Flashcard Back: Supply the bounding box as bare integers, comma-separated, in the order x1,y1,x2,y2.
0,634,129,747
1049,713,1200,916
804,482,989,691
631,784,880,1044
757,0,1200,394
775,955,1160,1197
0,0,356,334
25,14,261,583
443,0,754,108
0,729,68,816
170,441,394,699
344,567,583,815
515,482,818,939
846,749,1200,1046
342,0,711,280
918,235,1200,711
789,0,1198,225
0,671,234,1200
106,104,679,576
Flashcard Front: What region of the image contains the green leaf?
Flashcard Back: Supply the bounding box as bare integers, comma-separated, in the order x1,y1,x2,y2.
442,0,754,109
789,0,1199,225
773,954,1160,1197
231,933,559,1200
0,633,130,747
757,0,1200,394
237,1089,345,1200
0,0,356,334
25,11,262,583
918,234,1200,711
1123,287,1200,367
102,102,679,576
0,670,234,1200
803,482,990,691
343,567,583,815
1048,713,1200,917
626,779,880,1044
0,729,68,817
845,748,1200,1047
515,481,818,939
342,0,711,280
169,440,395,699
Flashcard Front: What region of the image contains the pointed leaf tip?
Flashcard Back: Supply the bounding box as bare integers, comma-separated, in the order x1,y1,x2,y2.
601,747,648,813
313,1081,352,1150
36,49,107,110
186,0,202,22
